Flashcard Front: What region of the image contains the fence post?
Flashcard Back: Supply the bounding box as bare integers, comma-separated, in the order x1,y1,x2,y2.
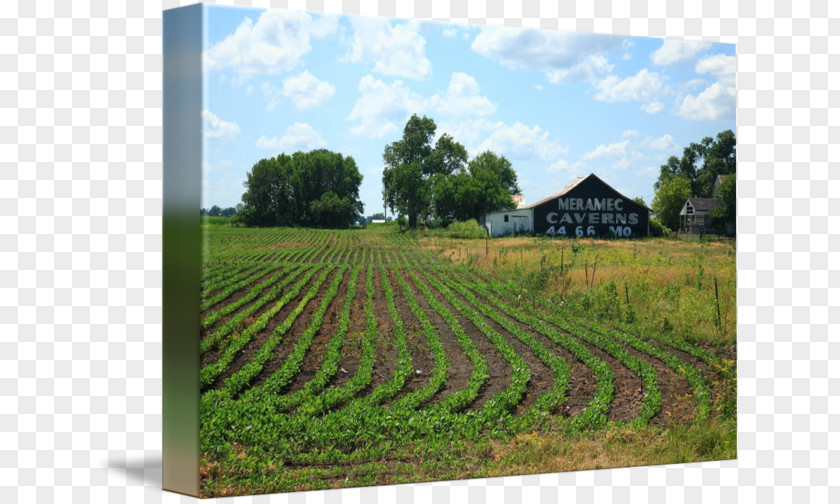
625,280,630,305
714,276,722,329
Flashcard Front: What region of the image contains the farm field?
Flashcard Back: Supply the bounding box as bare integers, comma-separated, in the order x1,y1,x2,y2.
198,223,736,497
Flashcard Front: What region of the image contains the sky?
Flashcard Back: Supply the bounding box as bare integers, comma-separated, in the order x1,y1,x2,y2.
201,5,736,215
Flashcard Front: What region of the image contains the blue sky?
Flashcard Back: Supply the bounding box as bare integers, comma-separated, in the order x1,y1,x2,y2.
201,5,736,214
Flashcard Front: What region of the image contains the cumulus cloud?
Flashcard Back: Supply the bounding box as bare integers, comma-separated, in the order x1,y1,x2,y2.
593,68,667,104
426,72,496,117
546,55,614,84
475,121,568,162
641,133,678,151
255,122,326,151
471,26,622,83
676,82,736,121
676,53,736,121
202,110,240,139
282,71,336,109
583,140,628,160
345,17,432,79
650,39,712,66
203,10,338,82
346,75,424,138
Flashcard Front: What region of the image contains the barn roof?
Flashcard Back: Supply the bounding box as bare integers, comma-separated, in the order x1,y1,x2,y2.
527,176,587,208
684,197,721,212
527,173,651,210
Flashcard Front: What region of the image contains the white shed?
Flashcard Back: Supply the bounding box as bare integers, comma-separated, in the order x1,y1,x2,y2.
482,208,533,237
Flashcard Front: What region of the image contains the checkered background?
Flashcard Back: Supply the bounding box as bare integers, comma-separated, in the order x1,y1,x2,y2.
0,0,837,502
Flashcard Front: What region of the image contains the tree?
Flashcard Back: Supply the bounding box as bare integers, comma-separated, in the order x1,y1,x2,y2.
632,196,647,208
434,151,520,222
239,149,364,228
711,173,736,227
365,212,385,224
382,114,442,228
654,130,736,198
652,175,692,232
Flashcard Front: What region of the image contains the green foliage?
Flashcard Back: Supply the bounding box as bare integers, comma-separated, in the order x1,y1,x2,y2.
710,173,735,228
382,115,449,228
446,219,487,239
649,218,668,237
433,151,521,223
652,175,692,231
239,149,363,228
654,130,736,198
382,115,519,228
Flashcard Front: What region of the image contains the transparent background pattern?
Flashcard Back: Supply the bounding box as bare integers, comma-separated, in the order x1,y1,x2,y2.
0,0,837,502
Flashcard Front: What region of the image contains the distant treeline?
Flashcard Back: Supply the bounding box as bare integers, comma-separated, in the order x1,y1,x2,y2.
200,205,237,217
238,149,364,229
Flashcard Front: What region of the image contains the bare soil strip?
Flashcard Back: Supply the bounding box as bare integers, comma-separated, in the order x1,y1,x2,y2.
400,271,473,407
383,268,433,405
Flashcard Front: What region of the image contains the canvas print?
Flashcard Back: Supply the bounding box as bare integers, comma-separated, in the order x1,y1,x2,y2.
166,3,736,497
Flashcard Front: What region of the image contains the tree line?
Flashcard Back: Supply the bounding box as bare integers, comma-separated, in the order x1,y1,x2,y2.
237,149,364,228
652,129,736,232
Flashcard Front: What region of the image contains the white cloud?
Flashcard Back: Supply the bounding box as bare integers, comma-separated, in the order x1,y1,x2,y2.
203,10,337,82
641,133,678,151
695,54,736,87
255,122,326,151
346,75,424,138
640,101,664,114
622,129,640,138
282,71,336,110
546,158,569,172
676,82,736,121
650,39,712,66
534,84,543,91
546,55,614,84
593,68,667,104
426,72,496,117
202,110,240,139
475,121,568,161
695,54,736,75
346,18,431,80
471,26,622,83
583,140,628,160
676,54,736,121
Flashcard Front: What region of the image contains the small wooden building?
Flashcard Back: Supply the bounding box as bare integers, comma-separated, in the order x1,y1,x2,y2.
679,198,721,233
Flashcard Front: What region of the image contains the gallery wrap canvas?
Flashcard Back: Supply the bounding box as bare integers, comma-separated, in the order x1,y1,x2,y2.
163,3,736,497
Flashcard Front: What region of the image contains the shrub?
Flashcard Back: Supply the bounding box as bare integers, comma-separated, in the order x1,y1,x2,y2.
446,219,487,239
649,218,668,237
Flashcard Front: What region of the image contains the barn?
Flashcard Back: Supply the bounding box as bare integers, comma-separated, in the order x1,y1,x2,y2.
529,173,650,238
481,174,650,238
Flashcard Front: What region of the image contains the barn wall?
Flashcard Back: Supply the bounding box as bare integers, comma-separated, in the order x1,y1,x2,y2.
532,177,649,237
484,209,533,237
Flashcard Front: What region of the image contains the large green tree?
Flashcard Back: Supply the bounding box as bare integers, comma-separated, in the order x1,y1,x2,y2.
711,173,736,226
382,115,469,228
239,149,363,228
433,151,520,222
652,175,692,231
655,129,736,197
